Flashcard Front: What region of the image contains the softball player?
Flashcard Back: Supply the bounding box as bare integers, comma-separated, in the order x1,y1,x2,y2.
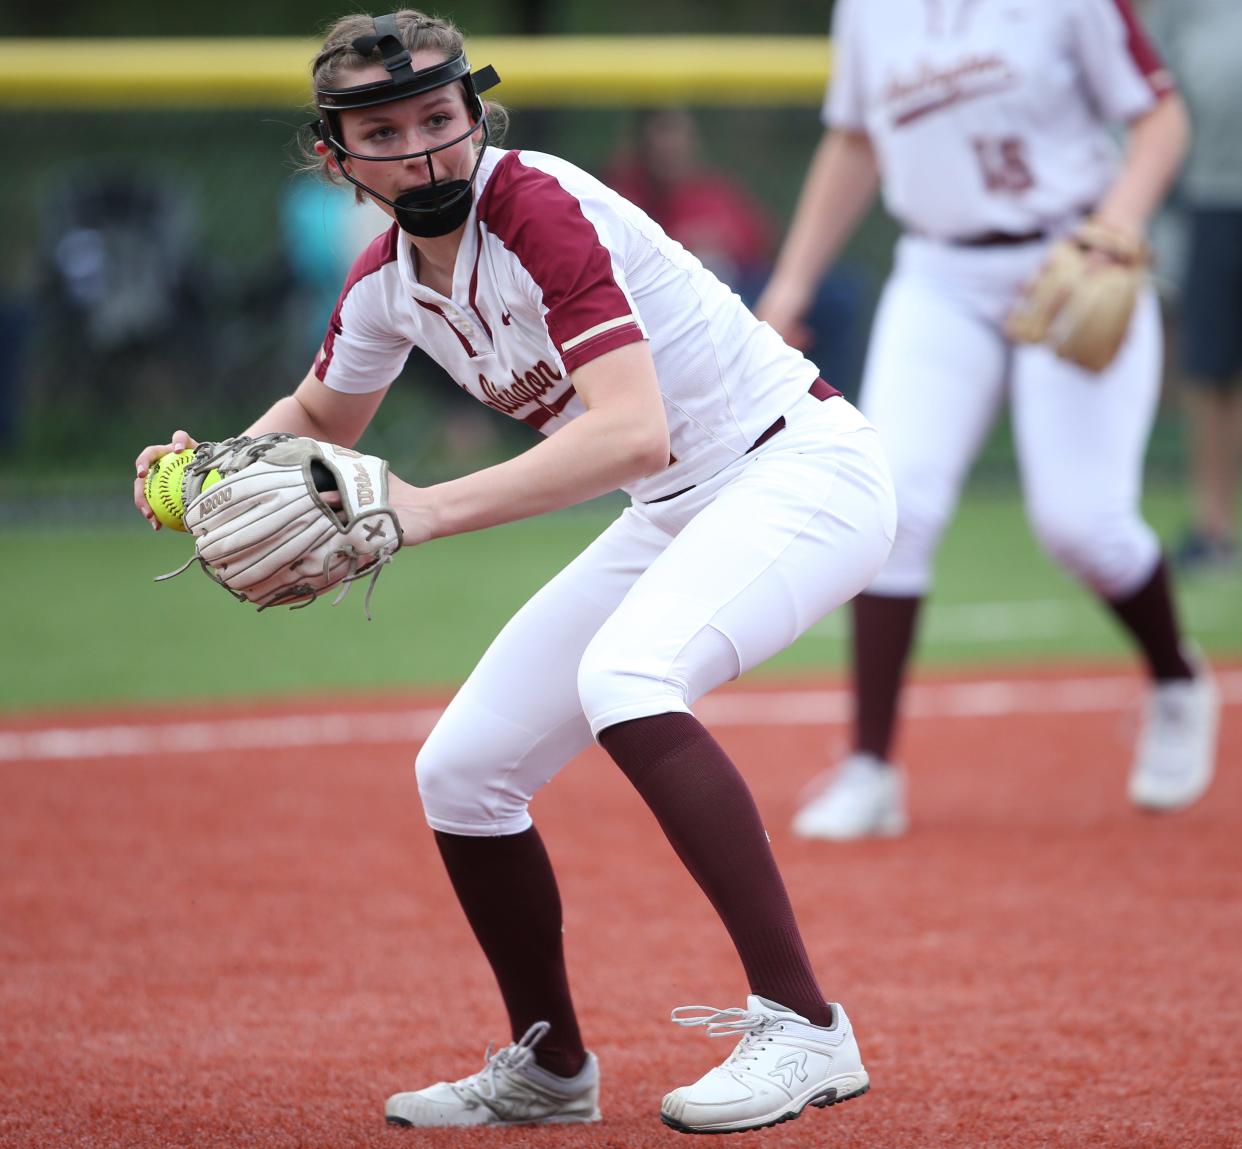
758,0,1219,840
134,9,894,1134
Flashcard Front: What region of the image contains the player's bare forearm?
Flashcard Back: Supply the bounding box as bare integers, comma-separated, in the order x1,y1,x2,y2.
242,396,326,440
390,412,663,542
1095,94,1190,234
392,343,670,544
766,129,880,310
242,368,389,447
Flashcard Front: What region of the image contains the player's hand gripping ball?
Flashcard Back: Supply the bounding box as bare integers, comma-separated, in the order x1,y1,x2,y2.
143,449,221,531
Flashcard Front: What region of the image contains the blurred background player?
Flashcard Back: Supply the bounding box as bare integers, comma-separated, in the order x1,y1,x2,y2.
757,0,1220,839
134,8,893,1133
603,106,871,397
1144,0,1242,574
604,106,775,295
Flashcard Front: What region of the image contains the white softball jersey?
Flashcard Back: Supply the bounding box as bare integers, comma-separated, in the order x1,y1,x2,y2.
823,0,1173,602
305,149,896,835
313,146,820,503
827,0,1175,240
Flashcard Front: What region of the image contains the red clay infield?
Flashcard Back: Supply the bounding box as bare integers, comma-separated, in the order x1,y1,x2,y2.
3,664,1240,1148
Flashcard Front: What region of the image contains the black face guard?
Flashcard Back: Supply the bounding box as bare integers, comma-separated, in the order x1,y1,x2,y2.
314,13,501,238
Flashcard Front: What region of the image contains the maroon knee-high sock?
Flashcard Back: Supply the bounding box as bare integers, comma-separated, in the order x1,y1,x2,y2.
1103,557,1193,681
852,592,923,761
598,712,833,1026
433,827,587,1077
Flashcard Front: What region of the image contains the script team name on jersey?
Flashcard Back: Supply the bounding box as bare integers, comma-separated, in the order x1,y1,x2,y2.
826,0,1175,240
313,147,819,502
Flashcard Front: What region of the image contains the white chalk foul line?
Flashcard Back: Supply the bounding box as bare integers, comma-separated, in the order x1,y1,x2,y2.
0,710,446,765
2,671,1240,764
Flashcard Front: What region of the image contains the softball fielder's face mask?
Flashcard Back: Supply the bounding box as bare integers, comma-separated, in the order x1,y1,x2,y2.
315,14,500,238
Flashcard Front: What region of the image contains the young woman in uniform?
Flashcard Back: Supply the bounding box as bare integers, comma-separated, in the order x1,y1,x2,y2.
758,0,1218,840
135,8,894,1134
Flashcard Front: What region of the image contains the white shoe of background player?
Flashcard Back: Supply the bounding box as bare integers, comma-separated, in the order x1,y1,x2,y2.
1129,659,1219,812
660,996,870,1134
791,753,908,840
384,1021,601,1127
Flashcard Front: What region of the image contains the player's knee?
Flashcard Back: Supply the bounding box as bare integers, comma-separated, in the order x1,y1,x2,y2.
1029,507,1156,596
869,493,943,593
413,735,475,823
576,645,688,737
415,721,532,835
1031,510,1099,578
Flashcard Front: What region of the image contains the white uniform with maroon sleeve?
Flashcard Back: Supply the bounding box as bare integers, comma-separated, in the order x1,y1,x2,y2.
315,147,895,835
826,0,1174,598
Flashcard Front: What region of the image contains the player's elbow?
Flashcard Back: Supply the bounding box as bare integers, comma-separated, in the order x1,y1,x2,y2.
619,414,672,481
1165,93,1191,168
1134,92,1190,173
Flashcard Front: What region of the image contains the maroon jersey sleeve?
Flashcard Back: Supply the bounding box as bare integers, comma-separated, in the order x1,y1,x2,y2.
1071,0,1177,124
477,153,645,373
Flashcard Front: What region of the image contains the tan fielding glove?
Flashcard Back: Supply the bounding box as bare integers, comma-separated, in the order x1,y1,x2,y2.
1005,218,1148,373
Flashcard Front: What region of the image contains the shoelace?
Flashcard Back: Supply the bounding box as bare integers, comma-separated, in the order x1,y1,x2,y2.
450,1020,551,1106
1139,691,1200,777
671,1005,778,1068
797,758,881,806
839,757,883,790
1143,681,1197,730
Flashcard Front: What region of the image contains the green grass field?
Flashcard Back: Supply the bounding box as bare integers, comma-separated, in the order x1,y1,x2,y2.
2,482,1238,715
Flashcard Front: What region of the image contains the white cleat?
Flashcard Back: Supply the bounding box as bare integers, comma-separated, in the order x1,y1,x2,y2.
661,996,869,1134
791,753,908,840
384,1021,601,1128
1129,663,1220,812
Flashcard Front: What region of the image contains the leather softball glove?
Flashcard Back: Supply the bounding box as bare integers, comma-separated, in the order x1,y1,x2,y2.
158,433,402,618
1004,218,1148,372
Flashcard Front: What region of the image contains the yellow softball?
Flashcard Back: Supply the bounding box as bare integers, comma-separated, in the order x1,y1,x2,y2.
144,449,221,532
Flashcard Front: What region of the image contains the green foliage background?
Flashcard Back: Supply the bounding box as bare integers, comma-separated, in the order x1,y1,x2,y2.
3,482,1237,715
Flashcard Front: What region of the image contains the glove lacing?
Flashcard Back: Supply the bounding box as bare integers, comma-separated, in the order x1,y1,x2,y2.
257,537,399,620
187,432,295,487
155,538,397,621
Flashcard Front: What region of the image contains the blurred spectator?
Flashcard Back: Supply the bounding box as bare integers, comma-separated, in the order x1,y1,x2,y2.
31,169,209,415
1145,0,1242,572
44,172,202,358
602,108,869,397
604,107,774,291
280,173,391,355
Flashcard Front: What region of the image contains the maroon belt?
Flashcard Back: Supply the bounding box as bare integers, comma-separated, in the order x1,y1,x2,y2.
950,229,1047,247
645,377,839,504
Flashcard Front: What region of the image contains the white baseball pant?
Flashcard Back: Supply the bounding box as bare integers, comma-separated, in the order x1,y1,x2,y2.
415,391,896,836
860,234,1163,600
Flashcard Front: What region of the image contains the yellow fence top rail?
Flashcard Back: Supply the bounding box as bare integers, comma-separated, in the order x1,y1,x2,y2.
0,36,832,109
